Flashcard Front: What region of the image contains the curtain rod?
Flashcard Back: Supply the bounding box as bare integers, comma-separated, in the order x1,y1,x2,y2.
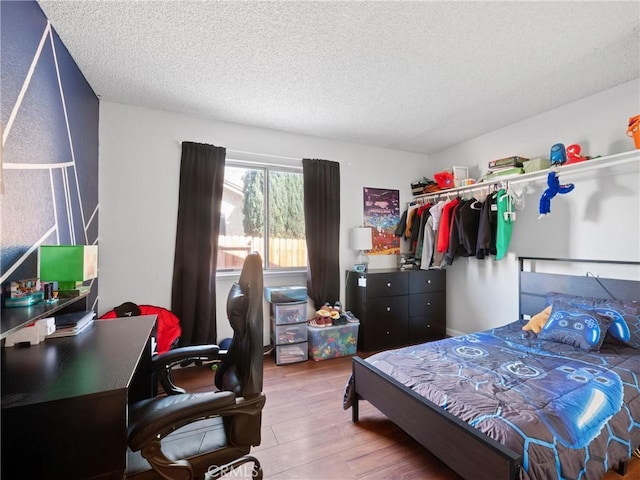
178,142,301,162
178,142,350,166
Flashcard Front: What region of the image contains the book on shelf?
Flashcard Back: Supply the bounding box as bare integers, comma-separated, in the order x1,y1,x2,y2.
56,285,91,298
47,310,95,338
488,156,528,170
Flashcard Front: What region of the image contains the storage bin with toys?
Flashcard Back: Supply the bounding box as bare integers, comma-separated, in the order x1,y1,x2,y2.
308,302,359,361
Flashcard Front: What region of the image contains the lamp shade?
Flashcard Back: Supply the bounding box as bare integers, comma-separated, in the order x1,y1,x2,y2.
350,227,373,251
39,245,98,289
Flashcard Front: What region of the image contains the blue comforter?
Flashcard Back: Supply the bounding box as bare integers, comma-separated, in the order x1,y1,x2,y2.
355,320,640,480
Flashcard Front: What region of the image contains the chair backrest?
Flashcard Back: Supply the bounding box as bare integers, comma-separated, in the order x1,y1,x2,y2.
214,251,264,447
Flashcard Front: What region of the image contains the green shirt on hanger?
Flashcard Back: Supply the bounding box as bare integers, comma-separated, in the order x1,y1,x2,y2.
496,189,514,260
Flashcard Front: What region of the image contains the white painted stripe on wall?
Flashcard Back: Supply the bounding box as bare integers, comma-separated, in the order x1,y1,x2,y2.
86,204,99,232
49,169,60,245
3,162,75,169
3,22,51,145
0,226,56,284
49,27,88,244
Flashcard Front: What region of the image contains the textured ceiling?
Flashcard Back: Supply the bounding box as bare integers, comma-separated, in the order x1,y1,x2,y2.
37,1,640,155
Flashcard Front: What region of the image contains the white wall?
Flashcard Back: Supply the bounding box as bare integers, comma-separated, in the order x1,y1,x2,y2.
99,79,639,343
98,103,428,342
427,79,640,336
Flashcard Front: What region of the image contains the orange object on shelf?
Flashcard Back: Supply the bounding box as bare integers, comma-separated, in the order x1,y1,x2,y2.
627,114,640,149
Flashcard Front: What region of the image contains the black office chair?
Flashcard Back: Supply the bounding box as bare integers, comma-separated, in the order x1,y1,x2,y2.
125,252,265,480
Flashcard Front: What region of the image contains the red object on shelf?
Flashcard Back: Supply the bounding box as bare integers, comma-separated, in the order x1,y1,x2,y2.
565,144,587,165
434,171,454,189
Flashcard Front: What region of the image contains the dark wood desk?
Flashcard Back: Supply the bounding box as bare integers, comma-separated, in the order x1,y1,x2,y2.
1,315,156,479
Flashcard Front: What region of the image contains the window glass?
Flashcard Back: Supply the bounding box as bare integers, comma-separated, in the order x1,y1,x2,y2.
217,164,306,271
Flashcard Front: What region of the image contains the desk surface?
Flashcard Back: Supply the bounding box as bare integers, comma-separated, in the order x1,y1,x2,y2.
1,315,156,409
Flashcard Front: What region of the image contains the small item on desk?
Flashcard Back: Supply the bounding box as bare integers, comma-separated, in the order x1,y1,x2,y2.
4,318,56,347
43,282,56,302
47,310,95,338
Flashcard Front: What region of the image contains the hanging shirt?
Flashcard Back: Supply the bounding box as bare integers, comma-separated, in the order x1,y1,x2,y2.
395,209,408,237
496,189,514,260
444,199,468,265
436,198,460,253
476,192,498,259
429,200,447,232
414,203,431,259
457,198,483,257
405,204,419,239
420,215,435,270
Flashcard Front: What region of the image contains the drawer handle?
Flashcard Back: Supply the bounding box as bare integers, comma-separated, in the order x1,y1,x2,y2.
426,324,431,328
386,282,391,288
427,279,431,284
386,306,391,312
426,302,431,306
386,331,390,335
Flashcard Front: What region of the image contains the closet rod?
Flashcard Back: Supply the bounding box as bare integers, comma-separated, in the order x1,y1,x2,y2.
508,152,639,185
412,149,639,204
413,180,506,203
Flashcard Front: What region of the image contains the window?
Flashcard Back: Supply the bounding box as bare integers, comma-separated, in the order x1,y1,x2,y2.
217,162,307,271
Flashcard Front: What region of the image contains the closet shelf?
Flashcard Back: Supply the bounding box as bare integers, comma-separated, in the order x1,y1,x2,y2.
414,149,639,202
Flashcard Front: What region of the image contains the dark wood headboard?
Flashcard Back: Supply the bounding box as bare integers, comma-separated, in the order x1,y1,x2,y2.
519,257,640,317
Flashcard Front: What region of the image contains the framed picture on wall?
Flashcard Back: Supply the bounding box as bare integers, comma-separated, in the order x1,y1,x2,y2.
363,187,400,255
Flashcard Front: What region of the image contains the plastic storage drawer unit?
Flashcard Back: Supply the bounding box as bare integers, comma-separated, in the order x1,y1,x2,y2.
265,286,308,365
275,343,308,365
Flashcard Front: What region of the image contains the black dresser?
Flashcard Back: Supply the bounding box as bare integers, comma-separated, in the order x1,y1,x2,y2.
345,268,446,352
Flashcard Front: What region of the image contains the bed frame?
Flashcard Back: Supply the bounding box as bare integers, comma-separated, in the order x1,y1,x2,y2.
350,257,640,480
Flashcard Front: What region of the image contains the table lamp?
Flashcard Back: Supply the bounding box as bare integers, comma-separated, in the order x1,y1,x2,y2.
350,227,372,272
39,245,98,292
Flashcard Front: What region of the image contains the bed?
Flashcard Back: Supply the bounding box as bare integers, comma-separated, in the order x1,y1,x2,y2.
344,257,640,480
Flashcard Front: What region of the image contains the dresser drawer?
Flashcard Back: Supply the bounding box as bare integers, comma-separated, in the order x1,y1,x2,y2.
369,317,408,351
366,272,409,298
409,315,446,342
409,270,445,294
368,295,408,320
409,292,445,317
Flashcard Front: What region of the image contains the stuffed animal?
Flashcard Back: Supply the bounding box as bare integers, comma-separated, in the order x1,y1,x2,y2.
539,171,574,217
522,306,552,334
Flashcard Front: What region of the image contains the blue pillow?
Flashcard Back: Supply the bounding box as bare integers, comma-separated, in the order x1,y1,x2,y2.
539,301,613,351
546,292,640,349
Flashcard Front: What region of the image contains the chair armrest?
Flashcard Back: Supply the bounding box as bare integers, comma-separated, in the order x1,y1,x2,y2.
153,344,224,366
152,345,227,395
128,391,266,451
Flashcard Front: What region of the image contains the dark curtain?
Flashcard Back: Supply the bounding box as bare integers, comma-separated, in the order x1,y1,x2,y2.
302,159,341,310
171,142,226,345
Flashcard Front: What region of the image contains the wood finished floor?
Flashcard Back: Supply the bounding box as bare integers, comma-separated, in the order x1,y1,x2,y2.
172,354,639,480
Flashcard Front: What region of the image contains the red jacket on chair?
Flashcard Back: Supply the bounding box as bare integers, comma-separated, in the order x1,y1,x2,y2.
100,304,181,354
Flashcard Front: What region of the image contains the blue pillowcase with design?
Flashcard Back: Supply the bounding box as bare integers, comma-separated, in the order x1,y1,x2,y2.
539,301,614,351
546,292,640,349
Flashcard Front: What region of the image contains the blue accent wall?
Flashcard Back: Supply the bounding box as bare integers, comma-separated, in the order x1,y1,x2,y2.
1,1,99,306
